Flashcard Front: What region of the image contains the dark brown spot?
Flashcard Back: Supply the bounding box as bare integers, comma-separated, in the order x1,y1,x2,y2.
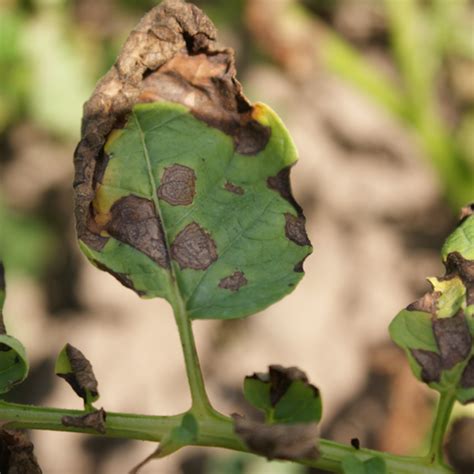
267,167,303,215
219,271,247,291
293,257,307,273
92,150,110,190
107,195,169,268
157,164,196,206
285,213,310,247
57,344,99,402
224,181,244,195
233,415,319,461
171,222,217,270
433,312,472,369
80,226,109,252
92,260,145,297
351,438,360,450
62,408,107,434
411,349,441,383
461,357,474,388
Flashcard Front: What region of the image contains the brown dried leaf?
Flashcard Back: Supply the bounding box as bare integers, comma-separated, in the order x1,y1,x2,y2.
0,430,42,474
233,415,319,460
61,408,107,434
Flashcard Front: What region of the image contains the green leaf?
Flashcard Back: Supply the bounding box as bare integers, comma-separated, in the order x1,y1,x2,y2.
243,365,322,424
341,455,387,474
0,334,29,395
75,0,311,321
442,205,474,260
55,343,99,407
80,102,310,320
389,210,474,403
0,263,29,394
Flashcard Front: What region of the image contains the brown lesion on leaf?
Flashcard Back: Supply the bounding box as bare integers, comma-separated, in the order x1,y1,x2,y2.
171,221,217,270
411,349,441,383
57,344,99,403
461,356,474,388
284,213,311,247
0,429,42,474
267,167,303,216
433,312,472,370
138,51,270,155
267,168,311,248
406,292,441,314
62,408,107,434
74,0,270,250
157,164,196,206
233,415,319,461
106,195,170,268
224,181,244,195
293,257,308,273
218,271,247,292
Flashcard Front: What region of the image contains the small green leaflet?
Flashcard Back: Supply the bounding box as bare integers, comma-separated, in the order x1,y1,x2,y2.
389,209,474,403
0,262,29,394
243,365,322,424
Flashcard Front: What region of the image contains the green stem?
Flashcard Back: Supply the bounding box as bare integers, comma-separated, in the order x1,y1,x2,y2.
169,288,216,418
427,391,456,465
0,401,453,473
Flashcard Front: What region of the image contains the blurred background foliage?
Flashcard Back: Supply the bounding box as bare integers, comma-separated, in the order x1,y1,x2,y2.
0,0,473,473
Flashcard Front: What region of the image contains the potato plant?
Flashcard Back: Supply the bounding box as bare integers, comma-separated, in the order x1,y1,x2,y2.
0,1,473,473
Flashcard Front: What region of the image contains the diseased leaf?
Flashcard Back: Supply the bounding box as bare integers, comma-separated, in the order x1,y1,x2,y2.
341,455,387,474
233,415,319,461
74,0,311,320
243,365,322,424
0,263,29,395
55,343,99,406
0,429,42,474
389,208,474,403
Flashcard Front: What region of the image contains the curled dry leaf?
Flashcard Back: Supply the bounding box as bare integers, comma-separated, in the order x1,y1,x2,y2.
61,408,107,434
233,415,319,461
55,343,99,405
74,0,311,320
0,430,42,474
390,208,474,403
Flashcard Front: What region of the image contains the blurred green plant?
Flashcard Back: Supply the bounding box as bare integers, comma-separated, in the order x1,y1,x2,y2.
317,0,474,209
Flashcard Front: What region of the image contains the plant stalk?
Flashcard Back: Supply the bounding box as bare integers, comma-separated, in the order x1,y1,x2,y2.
0,401,453,473
169,288,216,418
427,391,456,465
